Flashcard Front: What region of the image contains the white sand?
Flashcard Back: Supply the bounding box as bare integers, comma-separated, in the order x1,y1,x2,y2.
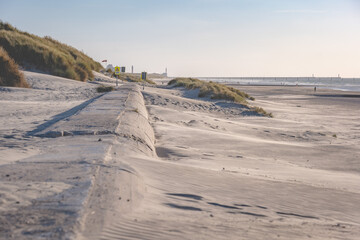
81,85,360,240
1,73,359,239
0,71,119,239
0,71,101,165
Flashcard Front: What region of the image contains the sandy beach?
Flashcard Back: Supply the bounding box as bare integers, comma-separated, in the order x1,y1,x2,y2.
0,72,360,239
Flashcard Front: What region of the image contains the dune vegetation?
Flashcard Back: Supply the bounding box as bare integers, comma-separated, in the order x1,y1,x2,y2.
0,21,102,82
118,73,155,85
96,85,114,93
168,78,254,103
168,78,272,117
108,71,155,85
0,47,29,88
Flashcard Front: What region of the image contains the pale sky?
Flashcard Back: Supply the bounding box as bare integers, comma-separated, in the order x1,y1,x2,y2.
0,0,359,77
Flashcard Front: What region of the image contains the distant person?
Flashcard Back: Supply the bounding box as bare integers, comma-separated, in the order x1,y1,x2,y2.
314,86,317,92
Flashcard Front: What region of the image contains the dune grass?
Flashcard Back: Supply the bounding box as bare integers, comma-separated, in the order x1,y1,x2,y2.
168,78,272,117
113,73,155,85
96,85,114,93
0,21,102,82
0,47,29,88
168,78,253,103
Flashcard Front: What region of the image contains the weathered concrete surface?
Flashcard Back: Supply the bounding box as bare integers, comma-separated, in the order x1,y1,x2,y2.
0,84,155,239
34,86,128,138
34,84,155,155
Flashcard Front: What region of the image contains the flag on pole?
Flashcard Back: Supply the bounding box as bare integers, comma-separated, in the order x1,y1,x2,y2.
102,60,107,62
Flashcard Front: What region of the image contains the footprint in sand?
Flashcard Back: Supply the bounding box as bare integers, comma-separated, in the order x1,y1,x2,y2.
165,203,202,211
166,193,203,201
203,153,215,157
276,212,318,219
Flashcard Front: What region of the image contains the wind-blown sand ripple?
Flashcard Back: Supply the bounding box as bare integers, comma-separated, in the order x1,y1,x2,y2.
85,85,360,239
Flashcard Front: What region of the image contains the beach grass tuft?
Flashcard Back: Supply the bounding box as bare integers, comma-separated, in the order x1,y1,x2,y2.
96,85,114,93
168,77,273,117
114,73,155,85
251,106,273,118
168,78,252,103
0,46,29,88
0,21,102,82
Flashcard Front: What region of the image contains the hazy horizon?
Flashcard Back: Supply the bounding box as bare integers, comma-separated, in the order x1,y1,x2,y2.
0,0,359,78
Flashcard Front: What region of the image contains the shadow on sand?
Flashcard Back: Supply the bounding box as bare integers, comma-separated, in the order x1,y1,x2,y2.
26,94,104,137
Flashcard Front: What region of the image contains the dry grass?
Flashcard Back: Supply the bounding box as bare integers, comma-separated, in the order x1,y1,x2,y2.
0,21,102,82
0,47,29,88
96,85,114,93
168,78,272,117
251,106,273,118
168,78,252,103
114,73,155,85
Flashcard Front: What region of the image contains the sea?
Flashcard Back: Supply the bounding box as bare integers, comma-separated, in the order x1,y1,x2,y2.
198,77,360,92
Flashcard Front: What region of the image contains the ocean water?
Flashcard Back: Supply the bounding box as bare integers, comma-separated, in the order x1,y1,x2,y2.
198,77,360,92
